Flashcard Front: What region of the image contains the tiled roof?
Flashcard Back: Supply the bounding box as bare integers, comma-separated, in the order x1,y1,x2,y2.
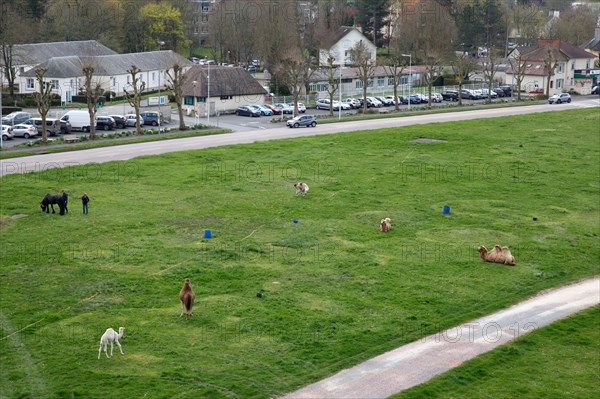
12,40,117,65
21,51,192,78
182,65,267,97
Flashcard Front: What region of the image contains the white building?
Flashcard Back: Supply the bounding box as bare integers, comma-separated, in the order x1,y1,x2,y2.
319,26,377,67
18,51,192,102
505,38,597,95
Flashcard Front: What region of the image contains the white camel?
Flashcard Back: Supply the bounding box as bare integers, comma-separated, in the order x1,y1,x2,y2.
98,327,125,359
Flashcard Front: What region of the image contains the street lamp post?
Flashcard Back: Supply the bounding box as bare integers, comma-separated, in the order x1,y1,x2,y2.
207,62,211,125
157,40,165,134
402,53,411,111
0,68,3,149
192,80,199,126
338,64,343,120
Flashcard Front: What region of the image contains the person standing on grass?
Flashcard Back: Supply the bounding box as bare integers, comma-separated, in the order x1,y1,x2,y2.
82,192,90,214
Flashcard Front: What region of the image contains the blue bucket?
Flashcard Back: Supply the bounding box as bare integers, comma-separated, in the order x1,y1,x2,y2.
442,205,450,215
203,229,212,238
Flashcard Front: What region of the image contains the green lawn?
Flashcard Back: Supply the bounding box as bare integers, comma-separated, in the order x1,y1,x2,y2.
0,109,598,398
393,306,600,399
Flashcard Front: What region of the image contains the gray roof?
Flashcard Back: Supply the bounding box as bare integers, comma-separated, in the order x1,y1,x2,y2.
12,40,117,65
182,66,267,97
21,51,193,78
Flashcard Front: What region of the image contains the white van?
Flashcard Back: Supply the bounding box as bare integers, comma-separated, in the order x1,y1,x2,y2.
60,110,93,132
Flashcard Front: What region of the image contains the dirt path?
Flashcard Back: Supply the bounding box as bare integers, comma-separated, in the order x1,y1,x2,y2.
282,277,600,399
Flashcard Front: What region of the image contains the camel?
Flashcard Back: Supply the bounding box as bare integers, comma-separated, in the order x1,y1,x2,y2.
179,278,196,319
294,182,309,196
98,327,125,359
478,244,516,266
379,218,392,232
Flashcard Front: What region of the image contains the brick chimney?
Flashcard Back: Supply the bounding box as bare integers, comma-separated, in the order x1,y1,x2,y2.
538,38,561,49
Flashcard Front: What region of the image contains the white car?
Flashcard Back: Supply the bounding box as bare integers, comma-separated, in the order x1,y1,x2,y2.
548,93,572,104
297,103,306,113
273,103,293,114
2,124,14,140
343,98,361,108
333,101,351,110
10,124,38,138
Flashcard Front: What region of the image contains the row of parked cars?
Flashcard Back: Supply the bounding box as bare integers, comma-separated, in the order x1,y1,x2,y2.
235,103,307,117
0,110,164,140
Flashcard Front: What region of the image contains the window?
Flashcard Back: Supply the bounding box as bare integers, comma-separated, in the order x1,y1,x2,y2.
127,75,131,84
111,77,116,86
355,80,363,89
400,76,408,85
571,62,575,70
586,60,590,68
367,79,373,88
51,80,59,90
26,78,34,89
556,63,564,73
378,77,385,87
550,81,553,88
220,95,231,100
152,72,156,81
184,96,194,105
556,79,563,89
388,77,394,86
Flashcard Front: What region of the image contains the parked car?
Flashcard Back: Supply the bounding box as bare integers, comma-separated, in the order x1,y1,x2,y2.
498,85,512,96
460,89,477,100
366,97,383,107
472,89,485,99
96,116,115,130
60,120,72,134
246,66,257,72
286,114,317,128
249,105,272,116
493,87,506,97
25,118,61,136
236,106,261,117
60,110,92,132
384,96,398,105
343,98,361,108
431,93,443,103
273,103,293,114
1,124,14,141
548,93,572,104
480,88,498,99
10,124,38,138
375,96,393,106
124,114,140,127
442,90,459,101
110,115,127,129
297,103,306,113
592,86,599,95
263,104,282,115
316,99,332,110
2,111,31,126
139,111,163,126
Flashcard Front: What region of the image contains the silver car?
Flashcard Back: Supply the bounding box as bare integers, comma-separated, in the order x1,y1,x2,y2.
10,124,38,138
2,124,14,140
548,93,572,104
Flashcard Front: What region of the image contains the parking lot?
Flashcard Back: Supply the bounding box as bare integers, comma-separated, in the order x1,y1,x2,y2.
2,94,597,149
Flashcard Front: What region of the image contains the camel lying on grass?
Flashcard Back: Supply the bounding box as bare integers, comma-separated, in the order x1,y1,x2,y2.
478,244,516,266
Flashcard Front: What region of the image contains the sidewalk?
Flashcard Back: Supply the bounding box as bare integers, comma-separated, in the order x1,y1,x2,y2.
282,277,600,399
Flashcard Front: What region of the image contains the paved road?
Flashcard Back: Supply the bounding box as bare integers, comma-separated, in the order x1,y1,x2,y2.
2,98,598,177
282,277,600,399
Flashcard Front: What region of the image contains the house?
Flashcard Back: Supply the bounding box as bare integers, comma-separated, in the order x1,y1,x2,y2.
581,15,600,85
182,65,268,116
319,26,377,66
505,38,597,95
18,51,192,102
2,40,118,91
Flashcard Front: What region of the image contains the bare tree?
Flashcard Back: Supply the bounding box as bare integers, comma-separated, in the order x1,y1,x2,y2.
348,41,376,113
509,51,528,101
543,47,559,97
276,48,314,116
33,68,53,143
451,52,476,106
123,65,146,135
165,62,186,130
81,60,104,140
322,54,340,116
482,46,502,103
381,53,405,112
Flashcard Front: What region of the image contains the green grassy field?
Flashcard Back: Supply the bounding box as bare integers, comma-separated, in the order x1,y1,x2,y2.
393,305,600,399
0,109,598,398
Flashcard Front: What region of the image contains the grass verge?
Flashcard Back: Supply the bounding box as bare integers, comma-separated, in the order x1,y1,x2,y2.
0,108,598,398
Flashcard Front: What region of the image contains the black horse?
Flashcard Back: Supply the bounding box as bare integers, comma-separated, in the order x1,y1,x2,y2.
40,191,68,215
